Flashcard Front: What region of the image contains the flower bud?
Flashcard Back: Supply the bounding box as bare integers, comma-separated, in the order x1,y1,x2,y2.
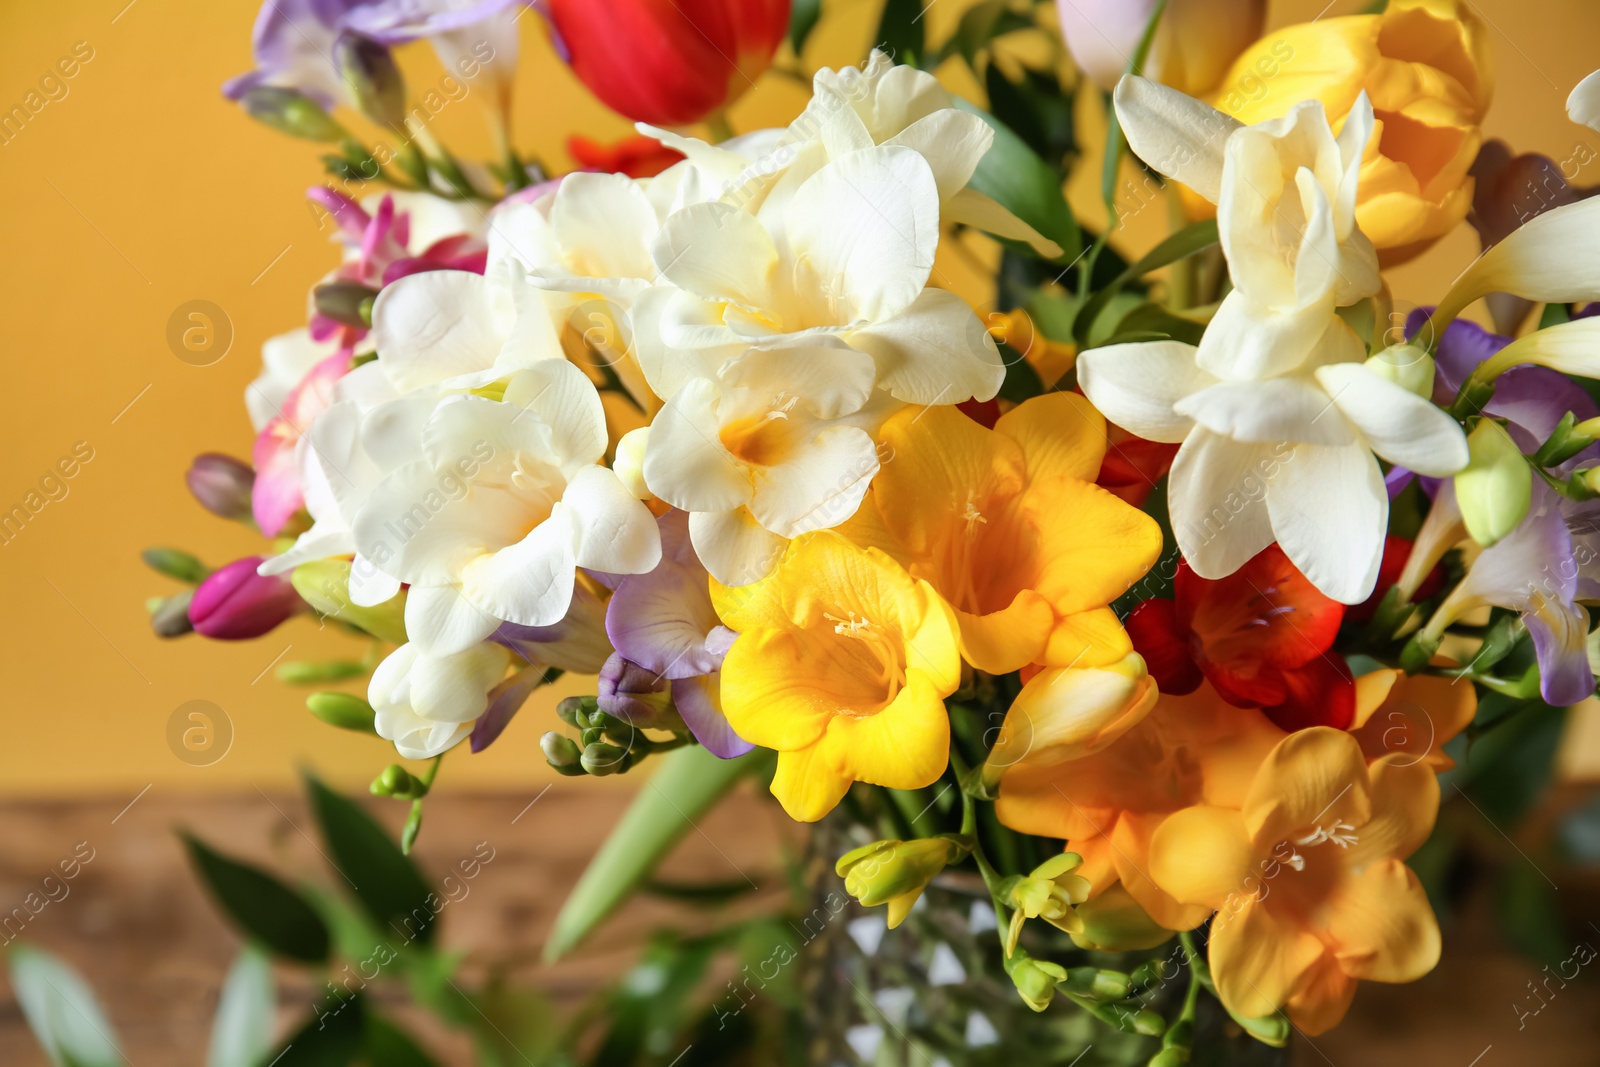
557,695,596,728
185,454,255,520
313,281,379,329
306,692,378,735
836,836,971,929
188,556,303,640
1057,0,1266,97
580,741,628,776
1365,344,1436,399
983,653,1156,788
290,559,407,644
542,731,585,775
613,426,651,499
1006,952,1069,1013
1070,884,1174,952
370,763,428,799
1002,852,1092,956
150,590,195,638
1148,1047,1191,1067
142,546,209,584
240,86,344,141
1455,420,1532,547
1062,966,1132,1002
596,653,674,728
335,33,407,131
277,659,367,684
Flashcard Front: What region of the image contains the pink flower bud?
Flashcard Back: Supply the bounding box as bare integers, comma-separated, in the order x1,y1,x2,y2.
188,556,303,640
185,453,255,520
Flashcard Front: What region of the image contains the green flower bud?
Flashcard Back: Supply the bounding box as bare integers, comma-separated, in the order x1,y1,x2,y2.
1365,343,1435,398
313,281,379,329
1070,883,1175,952
1006,952,1068,1013
306,692,378,735
580,742,627,776
276,659,367,685
370,763,427,799
241,86,344,141
557,695,596,728
541,732,584,775
836,835,971,929
1003,852,1092,956
1232,1011,1290,1048
1148,1047,1191,1067
143,547,209,584
1063,966,1132,1001
1455,419,1531,547
150,590,195,638
1532,410,1597,468
290,559,407,644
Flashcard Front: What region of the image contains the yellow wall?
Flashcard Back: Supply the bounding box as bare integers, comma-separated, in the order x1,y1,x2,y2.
1,0,1597,796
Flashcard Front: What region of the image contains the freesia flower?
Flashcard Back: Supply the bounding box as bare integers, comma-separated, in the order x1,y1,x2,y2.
1123,544,1355,731
642,342,886,586
369,640,512,759
352,360,661,655
984,654,1159,778
189,556,305,640
1149,728,1441,1034
1204,0,1492,264
710,532,961,821
246,328,342,433
1348,669,1476,773
837,836,970,929
996,681,1285,931
252,349,352,536
543,0,789,127
601,511,751,757
1055,0,1266,97
1430,197,1600,332
838,394,1161,673
1001,853,1092,956
1415,483,1596,707
637,143,1005,409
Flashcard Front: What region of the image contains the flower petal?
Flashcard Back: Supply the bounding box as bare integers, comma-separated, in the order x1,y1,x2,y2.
1167,430,1278,580
1243,727,1372,849
1264,442,1386,604
560,465,662,575
1113,75,1239,204
1314,363,1469,476
849,288,1004,404
1076,341,1216,443
1325,859,1441,983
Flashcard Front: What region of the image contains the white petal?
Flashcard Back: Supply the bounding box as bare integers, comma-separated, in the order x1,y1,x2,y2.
690,508,789,587
561,465,663,574
407,643,511,724
550,171,658,281
1265,443,1386,604
849,288,1003,404
785,145,940,324
943,188,1063,258
1076,341,1216,443
636,122,749,183
421,394,558,477
1436,197,1600,323
1569,69,1600,133
1112,75,1240,205
1168,429,1278,580
1175,376,1355,446
883,110,993,201
503,359,609,469
372,271,512,393
348,556,401,608
652,201,778,309
1314,364,1470,476
404,583,503,656
1195,289,1336,381
460,516,577,628
642,379,752,512
750,424,880,537
355,462,533,584
720,341,876,420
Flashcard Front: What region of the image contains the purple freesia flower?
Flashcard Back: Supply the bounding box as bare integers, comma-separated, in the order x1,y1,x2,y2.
224,0,521,109
601,511,752,759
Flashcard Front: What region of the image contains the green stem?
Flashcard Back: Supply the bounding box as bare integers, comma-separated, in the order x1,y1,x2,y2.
706,110,736,144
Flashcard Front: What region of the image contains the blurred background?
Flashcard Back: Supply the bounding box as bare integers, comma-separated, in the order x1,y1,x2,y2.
3,0,1600,1062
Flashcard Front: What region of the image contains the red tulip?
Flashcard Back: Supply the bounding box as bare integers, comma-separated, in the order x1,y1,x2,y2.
545,0,791,127
1124,545,1354,731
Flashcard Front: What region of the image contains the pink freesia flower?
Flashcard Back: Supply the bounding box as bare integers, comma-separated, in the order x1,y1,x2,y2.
251,350,350,535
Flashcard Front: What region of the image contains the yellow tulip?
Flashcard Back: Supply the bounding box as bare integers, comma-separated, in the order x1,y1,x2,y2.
1204,0,1493,265
711,531,962,822
837,394,1162,675
1148,728,1442,1035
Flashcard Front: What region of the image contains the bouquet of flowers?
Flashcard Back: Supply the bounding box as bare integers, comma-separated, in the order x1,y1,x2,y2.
142,0,1600,1060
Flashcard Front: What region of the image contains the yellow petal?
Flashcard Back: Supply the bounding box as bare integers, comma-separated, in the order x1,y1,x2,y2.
1148,804,1255,909
1243,728,1373,849
1025,477,1163,616
1345,754,1440,869
716,629,837,750
770,744,853,823
955,590,1053,674
993,392,1107,483
1111,812,1213,932
1040,607,1135,669
1284,954,1359,1036
1326,859,1442,983
873,404,1025,557
1210,896,1326,1022
821,670,951,792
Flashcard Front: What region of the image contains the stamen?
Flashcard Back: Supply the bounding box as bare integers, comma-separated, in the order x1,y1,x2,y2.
1295,820,1359,849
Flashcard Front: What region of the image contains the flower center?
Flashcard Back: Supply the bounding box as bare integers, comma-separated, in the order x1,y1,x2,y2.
824,610,907,695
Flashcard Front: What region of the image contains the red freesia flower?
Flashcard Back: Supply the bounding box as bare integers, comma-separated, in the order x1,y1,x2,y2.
568,134,686,178
1097,425,1179,507
1124,545,1354,731
545,0,791,127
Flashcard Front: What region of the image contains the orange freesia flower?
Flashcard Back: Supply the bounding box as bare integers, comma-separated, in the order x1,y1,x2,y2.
1149,728,1442,1034
995,682,1285,930
838,394,1162,674
1349,668,1476,772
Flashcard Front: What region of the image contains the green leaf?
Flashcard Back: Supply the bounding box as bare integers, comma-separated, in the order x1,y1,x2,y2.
264,997,366,1067
1107,303,1207,347
183,834,331,964
1073,217,1219,344
641,876,763,907
544,745,772,961
9,945,123,1067
957,100,1081,262
1495,861,1568,965
948,1,1036,69
1459,697,1567,828
363,1012,441,1067
788,0,822,54
305,775,438,946
875,0,926,67
206,948,274,1067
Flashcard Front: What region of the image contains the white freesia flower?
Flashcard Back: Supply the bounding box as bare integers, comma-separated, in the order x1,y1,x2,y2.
1113,76,1380,379
1569,69,1600,133
641,341,888,585
1079,78,1467,605
352,360,661,655
369,640,511,759
1432,197,1600,329
637,143,1003,407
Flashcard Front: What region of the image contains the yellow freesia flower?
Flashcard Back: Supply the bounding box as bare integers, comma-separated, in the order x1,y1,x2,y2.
1149,728,1442,1035
837,395,1162,674
1205,0,1493,265
1348,668,1476,773
711,532,962,822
